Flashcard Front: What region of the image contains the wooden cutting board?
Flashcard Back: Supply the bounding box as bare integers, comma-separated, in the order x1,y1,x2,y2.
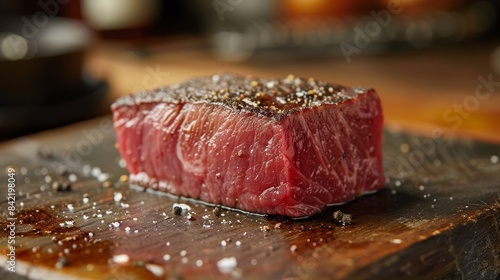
1,117,499,280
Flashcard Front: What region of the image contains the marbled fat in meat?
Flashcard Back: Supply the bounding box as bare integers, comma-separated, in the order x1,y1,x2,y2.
112,73,384,217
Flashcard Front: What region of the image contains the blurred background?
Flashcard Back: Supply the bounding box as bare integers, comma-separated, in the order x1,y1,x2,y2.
0,0,499,141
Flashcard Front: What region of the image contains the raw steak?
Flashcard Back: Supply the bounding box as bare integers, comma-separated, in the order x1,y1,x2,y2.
112,73,384,218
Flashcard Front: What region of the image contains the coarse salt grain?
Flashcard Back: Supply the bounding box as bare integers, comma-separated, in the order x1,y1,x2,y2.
217,257,237,274
112,254,129,264
114,192,123,202
145,264,164,277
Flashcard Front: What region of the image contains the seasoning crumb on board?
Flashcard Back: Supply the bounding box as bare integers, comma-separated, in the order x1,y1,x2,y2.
119,174,129,183
112,254,130,264
55,257,68,269
113,192,123,202
145,263,164,277
173,203,191,215
333,210,353,226
52,181,72,192
217,256,238,274
213,205,222,217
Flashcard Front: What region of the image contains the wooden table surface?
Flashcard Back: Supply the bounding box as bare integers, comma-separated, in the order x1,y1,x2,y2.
0,117,499,279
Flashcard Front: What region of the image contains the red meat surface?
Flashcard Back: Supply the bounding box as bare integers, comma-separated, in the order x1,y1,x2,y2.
112,73,384,218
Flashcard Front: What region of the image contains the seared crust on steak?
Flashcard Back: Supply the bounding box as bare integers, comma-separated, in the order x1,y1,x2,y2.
112,73,369,121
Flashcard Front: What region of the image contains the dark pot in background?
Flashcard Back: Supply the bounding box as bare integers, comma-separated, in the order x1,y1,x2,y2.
0,17,108,140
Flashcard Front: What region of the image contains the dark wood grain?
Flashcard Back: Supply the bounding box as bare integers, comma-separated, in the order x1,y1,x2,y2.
1,117,499,280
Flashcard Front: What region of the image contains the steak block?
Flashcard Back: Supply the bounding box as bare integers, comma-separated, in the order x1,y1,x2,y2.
112,73,384,218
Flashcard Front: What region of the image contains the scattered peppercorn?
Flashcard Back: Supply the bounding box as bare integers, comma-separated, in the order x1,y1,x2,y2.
213,205,222,217
173,205,183,216
333,210,352,226
52,181,72,192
